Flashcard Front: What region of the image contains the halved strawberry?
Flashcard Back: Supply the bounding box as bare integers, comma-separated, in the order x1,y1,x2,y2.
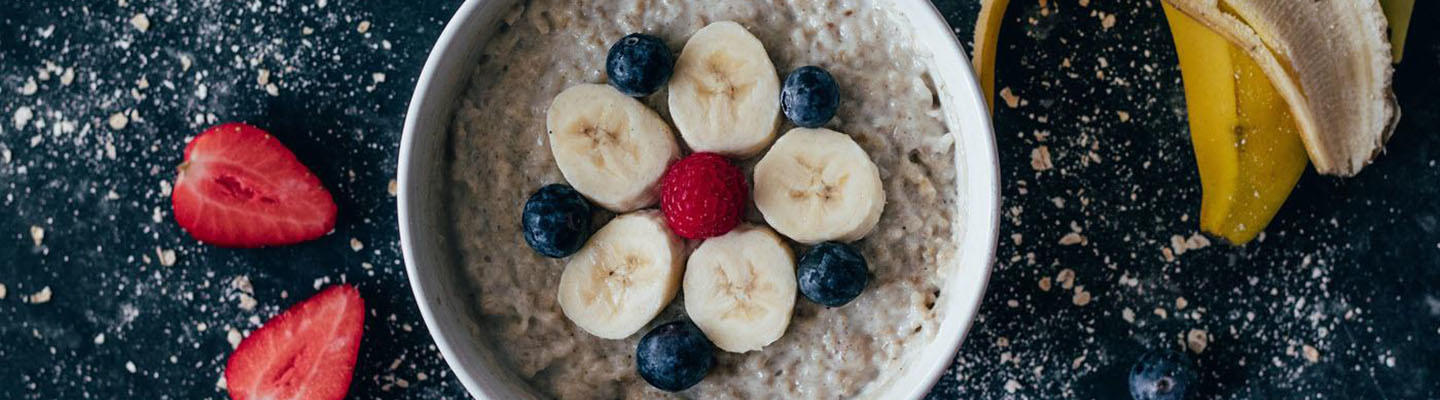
225,284,365,400
172,123,337,248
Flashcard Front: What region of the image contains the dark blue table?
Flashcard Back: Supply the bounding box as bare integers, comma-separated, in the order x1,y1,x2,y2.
2,1,1436,398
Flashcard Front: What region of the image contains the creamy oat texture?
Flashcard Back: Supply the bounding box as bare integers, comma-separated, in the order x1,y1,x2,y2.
446,0,961,398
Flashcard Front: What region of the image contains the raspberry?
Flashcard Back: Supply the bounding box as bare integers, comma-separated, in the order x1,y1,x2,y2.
661,153,748,239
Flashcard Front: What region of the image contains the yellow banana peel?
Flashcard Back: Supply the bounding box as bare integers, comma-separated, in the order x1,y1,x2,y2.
972,0,1010,111
1381,0,1415,62
1163,4,1308,245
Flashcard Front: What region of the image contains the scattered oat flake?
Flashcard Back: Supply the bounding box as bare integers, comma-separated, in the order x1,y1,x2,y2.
0,282,7,299
1170,235,1188,255
257,69,271,86
357,21,372,33
350,238,365,251
1175,296,1189,310
1154,307,1169,319
1186,234,1212,250
125,361,138,373
20,78,38,95
1117,111,1130,122
1004,379,1023,393
29,286,53,304
1072,287,1092,306
227,328,244,349
1122,307,1135,323
1030,146,1053,171
130,13,151,31
156,247,177,267
1038,277,1052,292
265,83,280,97
1302,345,1320,363
108,112,130,130
232,275,254,294
1058,232,1084,246
1101,13,1117,30
29,225,44,247
999,87,1020,108
238,293,258,311
388,179,398,196
60,68,75,85
13,106,34,130
372,72,386,83
1187,329,1208,354
94,333,105,345
1161,247,1176,262
1056,268,1076,290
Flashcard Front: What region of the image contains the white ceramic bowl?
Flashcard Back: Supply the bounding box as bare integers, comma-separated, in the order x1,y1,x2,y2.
398,1,1000,398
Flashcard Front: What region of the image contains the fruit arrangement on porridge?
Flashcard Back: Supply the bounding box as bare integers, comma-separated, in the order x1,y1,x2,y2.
528,20,885,391
446,1,960,398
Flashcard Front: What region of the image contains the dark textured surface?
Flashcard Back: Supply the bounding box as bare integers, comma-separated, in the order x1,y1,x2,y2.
1,1,1437,399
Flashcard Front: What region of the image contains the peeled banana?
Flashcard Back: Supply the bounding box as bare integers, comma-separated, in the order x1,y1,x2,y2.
1163,0,1399,177
1163,4,1309,245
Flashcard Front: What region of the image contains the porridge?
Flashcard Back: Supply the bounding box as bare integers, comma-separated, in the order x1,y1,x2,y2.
445,0,961,398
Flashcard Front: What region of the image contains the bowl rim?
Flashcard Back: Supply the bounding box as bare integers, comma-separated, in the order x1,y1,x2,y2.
398,1,1001,398
399,0,499,398
882,2,1000,398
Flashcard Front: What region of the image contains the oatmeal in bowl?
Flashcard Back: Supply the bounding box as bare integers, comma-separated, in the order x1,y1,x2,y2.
398,0,1000,399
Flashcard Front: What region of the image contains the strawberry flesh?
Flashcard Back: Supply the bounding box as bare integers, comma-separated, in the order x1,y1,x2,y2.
225,284,365,400
172,123,337,247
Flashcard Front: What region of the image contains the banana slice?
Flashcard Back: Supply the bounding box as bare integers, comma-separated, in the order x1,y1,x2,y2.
1163,0,1398,176
547,84,680,212
682,224,796,352
667,21,781,158
557,211,686,340
753,128,885,244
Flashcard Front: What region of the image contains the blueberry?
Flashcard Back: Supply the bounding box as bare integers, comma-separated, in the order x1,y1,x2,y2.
780,66,840,128
636,320,715,392
522,184,593,258
796,242,869,307
606,33,674,97
1129,349,1194,400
